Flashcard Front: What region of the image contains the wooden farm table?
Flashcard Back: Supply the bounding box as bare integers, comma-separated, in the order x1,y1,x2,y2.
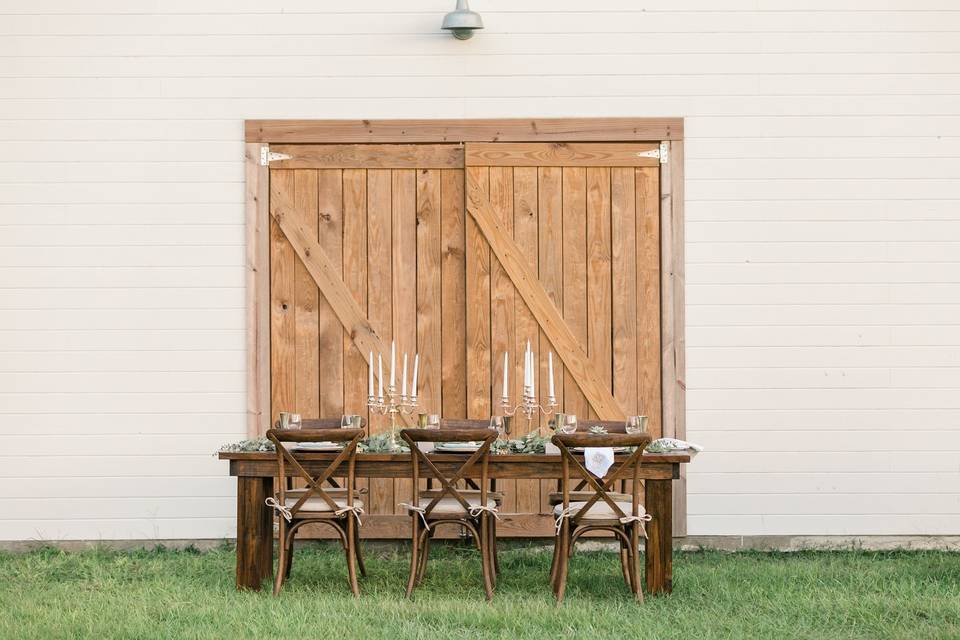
220,450,694,594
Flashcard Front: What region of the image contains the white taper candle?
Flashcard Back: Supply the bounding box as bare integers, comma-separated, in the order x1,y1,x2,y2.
402,352,408,397
378,354,384,401
390,341,396,387
412,354,419,399
502,352,509,400
548,351,555,399
368,351,374,397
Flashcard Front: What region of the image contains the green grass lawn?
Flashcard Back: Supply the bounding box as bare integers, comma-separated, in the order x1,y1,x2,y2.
1,543,957,640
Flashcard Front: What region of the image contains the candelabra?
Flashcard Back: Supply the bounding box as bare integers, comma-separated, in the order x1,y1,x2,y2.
368,384,419,450
500,389,557,430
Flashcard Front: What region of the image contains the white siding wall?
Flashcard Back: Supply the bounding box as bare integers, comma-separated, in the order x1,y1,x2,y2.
2,0,959,540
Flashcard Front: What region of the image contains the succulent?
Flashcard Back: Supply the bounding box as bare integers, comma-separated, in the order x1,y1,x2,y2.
358,431,409,453
218,437,275,453
588,425,608,435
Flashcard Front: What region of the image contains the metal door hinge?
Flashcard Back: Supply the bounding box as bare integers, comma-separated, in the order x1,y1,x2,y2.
260,146,292,166
636,142,669,164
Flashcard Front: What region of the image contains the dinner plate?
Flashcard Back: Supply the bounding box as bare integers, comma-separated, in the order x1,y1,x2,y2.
571,446,629,453
434,441,480,452
292,442,342,452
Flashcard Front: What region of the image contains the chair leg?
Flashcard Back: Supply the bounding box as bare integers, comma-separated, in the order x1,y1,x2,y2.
549,529,563,587
479,514,495,601
273,521,289,596
405,516,421,599
491,516,500,576
630,524,644,604
345,519,360,597
284,536,294,579
415,528,431,586
485,516,497,589
620,536,634,591
554,524,570,604
353,524,367,578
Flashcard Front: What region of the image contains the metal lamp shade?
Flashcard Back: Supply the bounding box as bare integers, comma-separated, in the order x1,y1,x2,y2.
442,0,484,39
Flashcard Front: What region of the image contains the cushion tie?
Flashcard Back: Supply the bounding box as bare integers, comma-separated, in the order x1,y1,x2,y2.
554,506,574,535
619,513,653,537
334,504,365,527
468,504,501,521
265,497,292,522
399,503,431,531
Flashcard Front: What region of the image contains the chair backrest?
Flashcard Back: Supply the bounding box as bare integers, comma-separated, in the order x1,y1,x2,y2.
552,431,653,524
400,427,498,518
438,418,492,430
266,427,365,517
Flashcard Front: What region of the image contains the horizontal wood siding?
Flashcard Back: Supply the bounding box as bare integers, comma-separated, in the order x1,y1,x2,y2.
3,2,959,540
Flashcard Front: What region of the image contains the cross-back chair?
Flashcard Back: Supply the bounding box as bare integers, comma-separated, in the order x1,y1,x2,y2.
548,419,631,506
550,430,654,604
399,426,499,600
265,426,365,596
282,418,368,496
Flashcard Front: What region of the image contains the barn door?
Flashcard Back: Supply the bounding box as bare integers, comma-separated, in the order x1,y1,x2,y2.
265,141,664,536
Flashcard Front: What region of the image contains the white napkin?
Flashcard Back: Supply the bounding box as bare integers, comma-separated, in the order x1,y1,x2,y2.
645,437,705,453
584,447,615,478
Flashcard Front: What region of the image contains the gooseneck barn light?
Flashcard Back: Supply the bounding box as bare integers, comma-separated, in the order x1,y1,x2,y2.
442,0,484,40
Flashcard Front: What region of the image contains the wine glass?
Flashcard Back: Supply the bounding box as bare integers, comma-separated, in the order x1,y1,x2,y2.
558,414,578,435
490,415,505,437
426,414,441,430
289,413,302,430
342,414,361,429
625,415,647,435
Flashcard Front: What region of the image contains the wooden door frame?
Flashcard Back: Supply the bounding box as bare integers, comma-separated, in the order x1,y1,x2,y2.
243,117,687,534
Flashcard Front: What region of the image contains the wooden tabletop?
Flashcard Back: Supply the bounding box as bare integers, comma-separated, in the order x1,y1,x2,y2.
218,450,695,464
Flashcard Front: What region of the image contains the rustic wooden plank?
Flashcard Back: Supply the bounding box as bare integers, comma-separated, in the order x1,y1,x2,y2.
512,166,542,516
611,167,639,416
317,169,344,417
416,169,442,416
466,142,659,167
489,165,517,512
292,170,320,421
562,167,590,420
440,169,466,419
586,166,613,420
270,144,463,169
637,166,662,439
537,166,564,513
392,169,417,513
366,169,394,516
244,143,270,437
269,170,296,427
466,169,626,423
665,140,687,537
465,166,492,423
341,168,369,497
247,118,684,143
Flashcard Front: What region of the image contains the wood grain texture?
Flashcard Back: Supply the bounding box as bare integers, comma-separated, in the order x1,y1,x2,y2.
292,170,320,421
392,169,417,514
244,143,270,437
562,167,590,420
489,165,517,512
247,118,684,143
465,166,492,422
537,167,564,435
637,166,662,439
269,170,296,427
645,478,673,594
611,167,639,416
235,475,273,590
440,169,466,418
666,140,687,537
416,169,442,415
270,144,463,169
586,167,613,420
466,142,659,167
512,166,542,516
366,169,394,515
317,169,344,418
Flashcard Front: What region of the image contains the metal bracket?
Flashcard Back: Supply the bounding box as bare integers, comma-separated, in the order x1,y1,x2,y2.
636,142,669,164
260,146,292,166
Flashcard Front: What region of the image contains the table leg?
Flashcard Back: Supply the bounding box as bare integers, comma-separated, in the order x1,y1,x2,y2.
236,475,274,591
644,478,673,594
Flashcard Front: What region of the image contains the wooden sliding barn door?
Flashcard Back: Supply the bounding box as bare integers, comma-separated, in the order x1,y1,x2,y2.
268,144,463,520
266,141,664,535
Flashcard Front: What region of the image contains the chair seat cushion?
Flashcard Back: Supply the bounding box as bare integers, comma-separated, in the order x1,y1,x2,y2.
283,495,364,515
547,490,630,505
409,494,497,517
553,500,645,521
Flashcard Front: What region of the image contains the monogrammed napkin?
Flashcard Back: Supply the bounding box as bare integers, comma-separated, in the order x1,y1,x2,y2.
584,447,615,477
